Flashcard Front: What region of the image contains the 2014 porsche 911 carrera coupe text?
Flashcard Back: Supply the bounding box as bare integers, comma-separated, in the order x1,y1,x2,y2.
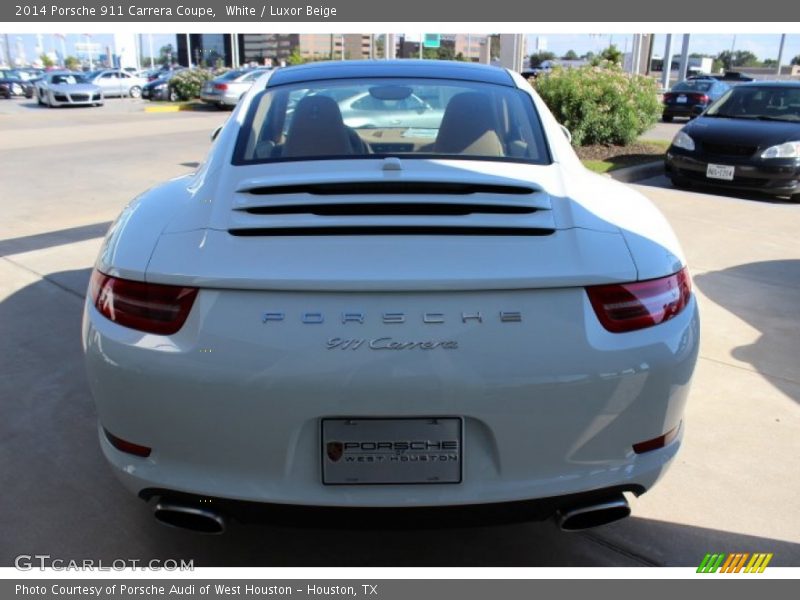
82,61,699,534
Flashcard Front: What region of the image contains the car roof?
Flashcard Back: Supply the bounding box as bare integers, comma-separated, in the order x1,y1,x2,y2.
267,60,515,88
733,80,800,88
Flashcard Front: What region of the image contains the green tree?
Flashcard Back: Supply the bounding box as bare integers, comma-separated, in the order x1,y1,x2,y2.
286,48,306,66
762,58,778,68
158,44,174,67
562,49,578,60
529,51,556,68
717,49,759,70
39,53,54,68
489,34,500,61
594,44,623,66
64,56,80,70
791,54,800,66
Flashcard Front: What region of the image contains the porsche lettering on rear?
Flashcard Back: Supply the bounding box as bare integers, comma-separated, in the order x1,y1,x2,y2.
262,311,523,324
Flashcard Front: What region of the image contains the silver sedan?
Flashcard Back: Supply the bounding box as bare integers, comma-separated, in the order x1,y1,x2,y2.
87,69,148,98
201,68,271,109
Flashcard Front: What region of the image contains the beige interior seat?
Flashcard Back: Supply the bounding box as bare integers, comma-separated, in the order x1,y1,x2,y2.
434,92,504,156
283,95,353,158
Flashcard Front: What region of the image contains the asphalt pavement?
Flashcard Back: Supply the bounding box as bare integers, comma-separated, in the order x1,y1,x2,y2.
1,98,798,567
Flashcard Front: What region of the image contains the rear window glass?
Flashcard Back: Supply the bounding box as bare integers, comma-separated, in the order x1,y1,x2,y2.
233,78,551,165
673,81,713,92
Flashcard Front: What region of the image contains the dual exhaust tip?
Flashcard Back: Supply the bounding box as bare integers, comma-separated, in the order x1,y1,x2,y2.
153,502,226,535
152,494,630,534
556,495,631,531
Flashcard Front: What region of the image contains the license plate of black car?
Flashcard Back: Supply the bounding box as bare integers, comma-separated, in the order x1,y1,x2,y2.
707,163,735,180
321,418,462,485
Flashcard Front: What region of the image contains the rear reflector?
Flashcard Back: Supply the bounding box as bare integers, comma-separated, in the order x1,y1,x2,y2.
633,423,681,454
586,267,692,333
104,429,152,457
89,270,198,335
213,83,228,91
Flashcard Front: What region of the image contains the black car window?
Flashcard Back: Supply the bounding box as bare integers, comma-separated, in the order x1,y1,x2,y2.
708,86,800,120
673,81,713,92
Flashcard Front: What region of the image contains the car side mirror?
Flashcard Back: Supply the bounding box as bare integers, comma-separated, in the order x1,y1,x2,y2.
211,126,222,142
559,124,572,144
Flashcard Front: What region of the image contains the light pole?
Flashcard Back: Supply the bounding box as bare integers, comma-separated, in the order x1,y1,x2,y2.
776,34,786,77
661,34,673,91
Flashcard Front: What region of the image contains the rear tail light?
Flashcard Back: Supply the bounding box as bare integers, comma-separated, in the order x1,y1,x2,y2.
104,428,152,457
633,423,681,454
662,93,673,103
586,268,692,333
89,270,198,335
697,94,709,103
213,83,228,91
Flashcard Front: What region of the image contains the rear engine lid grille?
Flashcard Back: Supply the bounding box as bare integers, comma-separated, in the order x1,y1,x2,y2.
228,178,555,236
240,202,538,216
241,181,537,197
228,225,554,237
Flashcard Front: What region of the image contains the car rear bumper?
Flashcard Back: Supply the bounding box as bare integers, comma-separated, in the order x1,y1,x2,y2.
666,151,800,196
83,288,699,508
201,91,239,106
137,483,647,527
663,104,705,118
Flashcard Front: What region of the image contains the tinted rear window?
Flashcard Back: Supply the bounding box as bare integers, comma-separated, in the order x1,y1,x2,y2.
233,77,550,165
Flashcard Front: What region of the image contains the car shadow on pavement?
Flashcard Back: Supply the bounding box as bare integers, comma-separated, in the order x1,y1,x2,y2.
0,222,112,257
694,260,800,403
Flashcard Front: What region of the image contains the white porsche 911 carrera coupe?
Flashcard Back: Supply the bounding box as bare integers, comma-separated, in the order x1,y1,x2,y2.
83,61,699,534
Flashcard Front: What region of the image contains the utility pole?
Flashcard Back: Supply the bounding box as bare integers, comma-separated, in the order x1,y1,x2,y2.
148,34,154,69
776,33,786,77
678,34,690,81
661,34,673,91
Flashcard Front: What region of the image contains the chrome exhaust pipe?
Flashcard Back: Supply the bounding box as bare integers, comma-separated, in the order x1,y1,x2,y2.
153,502,226,534
556,495,630,531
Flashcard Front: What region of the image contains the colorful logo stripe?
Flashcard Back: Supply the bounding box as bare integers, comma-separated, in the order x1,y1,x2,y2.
697,553,773,573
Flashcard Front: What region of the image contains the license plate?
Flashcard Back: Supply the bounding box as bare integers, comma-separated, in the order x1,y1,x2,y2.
321,418,462,485
676,95,687,103
706,163,735,180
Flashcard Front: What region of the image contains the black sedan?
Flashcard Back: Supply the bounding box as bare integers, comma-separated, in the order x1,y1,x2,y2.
0,69,34,99
662,79,730,122
665,82,800,200
141,69,185,101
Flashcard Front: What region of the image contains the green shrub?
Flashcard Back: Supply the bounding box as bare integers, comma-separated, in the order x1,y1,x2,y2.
168,68,213,101
531,64,661,146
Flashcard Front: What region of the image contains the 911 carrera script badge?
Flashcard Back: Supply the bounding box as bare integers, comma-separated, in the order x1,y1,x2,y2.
326,337,458,351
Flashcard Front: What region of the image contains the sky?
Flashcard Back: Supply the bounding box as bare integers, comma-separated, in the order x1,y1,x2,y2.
525,33,800,61
2,32,799,66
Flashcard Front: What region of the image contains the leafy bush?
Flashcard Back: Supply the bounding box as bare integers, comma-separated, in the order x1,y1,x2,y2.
168,68,214,101
531,65,661,146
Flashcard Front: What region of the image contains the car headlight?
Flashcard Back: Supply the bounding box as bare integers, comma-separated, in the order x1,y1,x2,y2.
760,141,800,159
672,131,695,152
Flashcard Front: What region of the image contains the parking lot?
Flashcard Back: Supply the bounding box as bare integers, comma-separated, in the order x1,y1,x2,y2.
1,96,799,567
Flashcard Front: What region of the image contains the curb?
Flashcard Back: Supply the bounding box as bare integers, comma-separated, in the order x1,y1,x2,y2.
606,160,664,183
143,103,209,113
